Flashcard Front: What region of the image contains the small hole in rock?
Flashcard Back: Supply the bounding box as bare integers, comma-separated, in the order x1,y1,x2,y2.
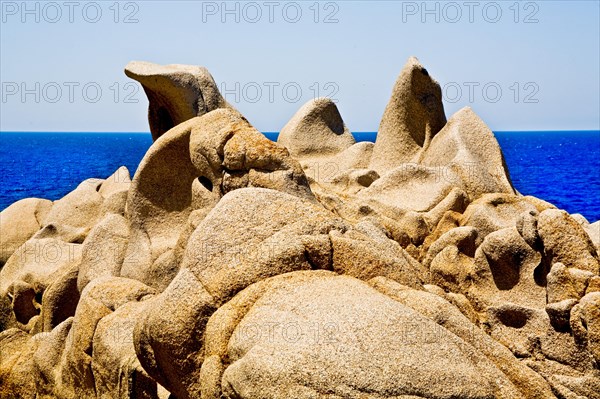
198,176,213,192
35,291,43,305
534,261,550,287
495,308,529,329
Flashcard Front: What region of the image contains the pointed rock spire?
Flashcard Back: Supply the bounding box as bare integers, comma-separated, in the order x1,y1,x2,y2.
370,56,447,173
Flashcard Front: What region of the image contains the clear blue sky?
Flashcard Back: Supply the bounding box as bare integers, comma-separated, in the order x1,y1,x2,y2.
1,0,599,132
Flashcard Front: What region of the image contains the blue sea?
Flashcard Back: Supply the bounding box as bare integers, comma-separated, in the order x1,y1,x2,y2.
1,131,599,222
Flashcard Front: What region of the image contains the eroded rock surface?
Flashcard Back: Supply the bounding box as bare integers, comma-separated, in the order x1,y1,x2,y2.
125,61,232,141
1,58,598,399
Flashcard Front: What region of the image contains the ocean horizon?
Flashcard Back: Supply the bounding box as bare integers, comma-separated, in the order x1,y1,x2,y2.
1,130,599,222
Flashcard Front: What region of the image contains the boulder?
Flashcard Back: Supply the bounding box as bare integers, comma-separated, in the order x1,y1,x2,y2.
134,188,348,397
182,188,345,299
206,271,522,399
421,106,515,198
77,214,130,293
32,317,73,397
43,179,105,236
31,223,87,244
546,263,593,304
39,261,79,332
330,229,426,288
475,227,545,309
369,277,556,399
0,328,38,398
189,108,314,201
98,166,131,199
303,141,373,178
125,61,231,140
583,220,600,253
0,198,53,266
538,209,599,274
277,97,355,159
357,162,457,213
92,301,158,398
57,276,156,398
0,238,82,327
571,292,600,364
461,194,538,239
122,117,219,286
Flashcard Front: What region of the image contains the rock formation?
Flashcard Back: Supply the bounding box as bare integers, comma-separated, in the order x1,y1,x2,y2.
125,61,232,141
1,58,599,399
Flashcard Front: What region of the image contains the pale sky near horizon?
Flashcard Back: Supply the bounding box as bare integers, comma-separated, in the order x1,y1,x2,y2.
1,0,599,132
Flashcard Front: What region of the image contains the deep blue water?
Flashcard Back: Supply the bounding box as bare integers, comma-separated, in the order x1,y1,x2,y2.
1,131,599,222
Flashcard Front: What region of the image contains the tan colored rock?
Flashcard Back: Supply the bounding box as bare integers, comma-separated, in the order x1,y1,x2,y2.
588,276,600,294
31,222,87,244
0,293,17,332
424,187,469,230
98,165,131,199
277,97,355,159
0,238,82,327
421,106,515,198
539,327,596,374
32,317,73,397
370,277,556,399
124,108,314,289
57,276,156,398
584,220,600,256
485,303,549,358
316,167,379,195
571,213,589,226
0,328,38,399
302,141,374,181
515,210,542,250
125,61,231,140
461,193,538,239
358,162,456,212
547,263,594,304
209,271,521,398
39,261,79,332
100,190,128,216
134,268,215,399
122,117,219,286
421,210,462,256
5,57,600,398
134,188,348,397
44,178,105,236
475,227,545,308
522,195,557,213
0,238,82,296
371,56,447,173
0,198,52,266
132,249,177,293
330,229,426,288
570,292,600,364
189,108,314,201
423,226,479,269
546,298,578,331
182,187,346,298
336,108,513,219
92,301,158,398
77,214,130,293
538,209,599,274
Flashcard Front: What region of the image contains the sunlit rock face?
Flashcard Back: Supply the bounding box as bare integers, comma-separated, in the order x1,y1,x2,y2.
1,58,598,399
